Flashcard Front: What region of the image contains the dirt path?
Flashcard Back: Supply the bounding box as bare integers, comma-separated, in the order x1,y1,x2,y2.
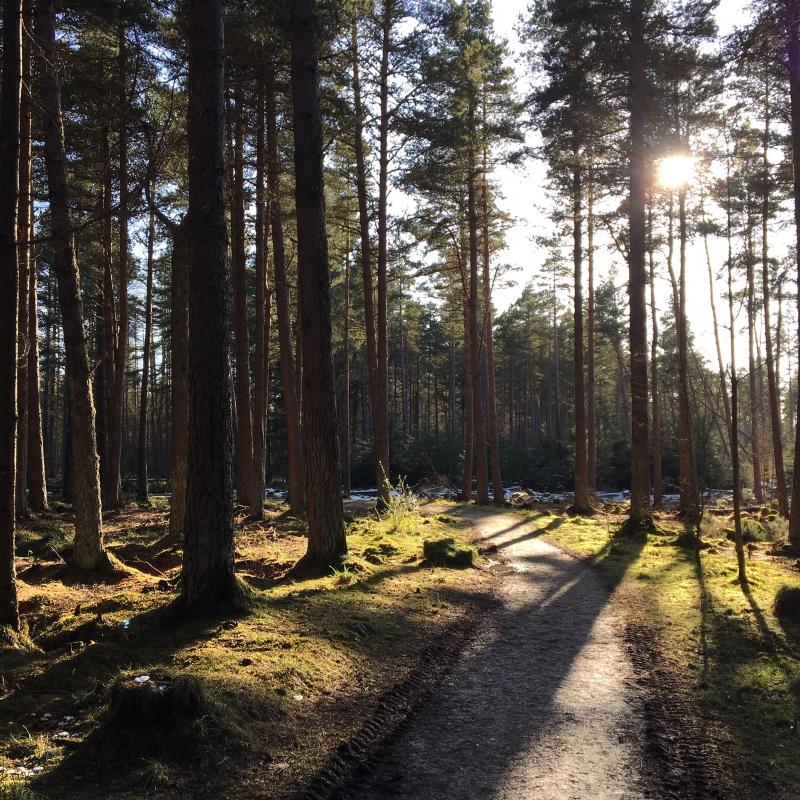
346,505,654,800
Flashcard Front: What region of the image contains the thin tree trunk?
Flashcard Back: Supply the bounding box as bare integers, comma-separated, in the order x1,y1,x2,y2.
746,205,765,503
266,62,304,514
461,291,473,502
761,75,788,516
375,3,392,502
108,30,129,508
482,102,502,505
27,222,49,512
677,187,699,521
231,86,253,508
251,86,269,519
468,145,489,505
0,0,22,631
647,199,663,508
136,207,155,501
34,0,105,569
15,6,32,517
587,161,597,494
290,0,346,570
788,0,800,544
627,0,652,530
181,0,238,609
342,226,351,498
572,161,591,512
351,21,383,496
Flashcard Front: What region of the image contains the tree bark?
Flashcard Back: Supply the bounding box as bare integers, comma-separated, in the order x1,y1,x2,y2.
136,207,155,502
375,3,392,503
290,0,346,569
230,86,254,508
788,0,800,545
108,30,129,508
34,0,106,569
15,3,32,518
181,0,238,609
168,217,190,544
0,0,22,631
468,145,489,505
342,225,351,498
266,61,304,514
251,86,269,519
572,161,590,512
676,187,699,521
746,206,765,503
587,162,597,494
482,103,502,505
351,21,383,496
760,75,788,516
647,199,662,508
626,0,652,530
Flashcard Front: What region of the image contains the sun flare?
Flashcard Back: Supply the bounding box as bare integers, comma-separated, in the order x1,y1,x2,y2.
657,154,696,189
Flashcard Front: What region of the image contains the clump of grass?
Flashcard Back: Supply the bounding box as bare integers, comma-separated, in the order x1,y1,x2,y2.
774,585,800,622
761,515,789,543
0,778,41,800
422,537,475,568
380,475,420,532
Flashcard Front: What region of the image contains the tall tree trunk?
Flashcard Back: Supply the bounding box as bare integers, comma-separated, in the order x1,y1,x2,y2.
746,206,765,503
342,226,351,498
27,222,49,512
789,0,800,545
482,101,502,505
647,199,663,508
677,187,699,521
290,0,346,569
251,86,269,519
701,199,732,439
467,145,489,505
266,62,304,514
34,0,105,569
0,0,22,631
627,0,652,530
109,30,129,508
761,76,788,516
572,161,591,512
15,4,32,517
168,217,190,544
461,292,473,502
181,0,238,609
351,21,383,496
98,125,115,504
586,161,597,494
375,3,392,503
231,86,254,508
136,207,155,501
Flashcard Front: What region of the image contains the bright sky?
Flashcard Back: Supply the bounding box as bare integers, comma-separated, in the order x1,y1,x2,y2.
489,0,764,370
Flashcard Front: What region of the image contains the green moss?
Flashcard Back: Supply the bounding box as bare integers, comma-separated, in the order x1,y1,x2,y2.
533,508,800,797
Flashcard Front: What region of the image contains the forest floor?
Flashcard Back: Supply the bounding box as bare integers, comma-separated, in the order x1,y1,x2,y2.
2,500,799,799
0,497,494,800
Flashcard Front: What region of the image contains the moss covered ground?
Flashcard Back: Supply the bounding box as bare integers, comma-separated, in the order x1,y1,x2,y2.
0,499,491,800
524,504,800,799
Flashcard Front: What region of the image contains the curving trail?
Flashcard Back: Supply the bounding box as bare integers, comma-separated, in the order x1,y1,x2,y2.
348,505,655,800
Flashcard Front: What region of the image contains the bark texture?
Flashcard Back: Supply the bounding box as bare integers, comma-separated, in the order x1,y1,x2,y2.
181,0,237,608
35,0,106,570
290,0,347,568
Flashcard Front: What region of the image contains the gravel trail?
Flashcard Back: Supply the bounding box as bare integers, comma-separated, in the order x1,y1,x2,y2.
349,506,655,800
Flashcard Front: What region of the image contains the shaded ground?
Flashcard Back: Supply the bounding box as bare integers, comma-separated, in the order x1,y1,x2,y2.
345,506,655,800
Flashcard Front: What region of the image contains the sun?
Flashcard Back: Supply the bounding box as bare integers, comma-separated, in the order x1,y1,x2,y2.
657,154,696,189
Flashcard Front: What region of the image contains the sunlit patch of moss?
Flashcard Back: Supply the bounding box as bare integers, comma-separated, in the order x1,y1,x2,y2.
529,506,800,796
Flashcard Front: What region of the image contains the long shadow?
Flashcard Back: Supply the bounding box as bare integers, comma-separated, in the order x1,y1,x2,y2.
690,551,800,798
344,521,647,800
